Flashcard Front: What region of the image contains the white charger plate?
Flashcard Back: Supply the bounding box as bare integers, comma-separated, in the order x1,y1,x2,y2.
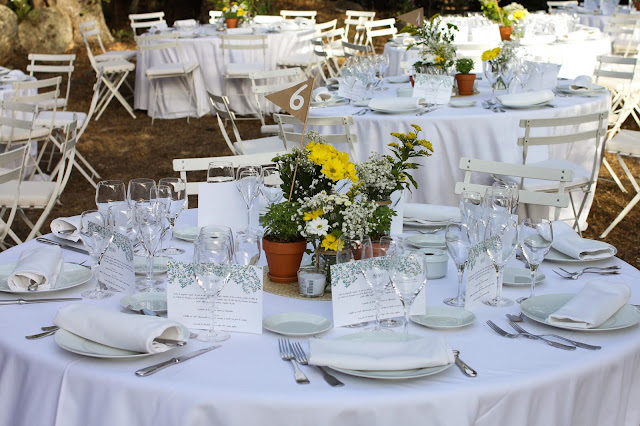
545,244,617,263
0,263,92,294
327,331,453,380
134,255,169,275
503,267,546,287
411,306,475,329
520,293,640,331
120,292,168,314
263,312,332,336
173,227,200,242
405,234,446,249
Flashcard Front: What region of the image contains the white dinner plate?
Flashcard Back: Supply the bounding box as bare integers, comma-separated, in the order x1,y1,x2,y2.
310,97,348,108
134,255,169,275
173,227,200,242
327,332,454,380
369,106,425,114
0,75,27,83
556,83,606,96
545,244,617,263
449,100,477,108
502,267,546,287
405,234,446,249
54,326,187,359
352,98,371,107
263,312,332,336
403,217,449,228
520,293,640,331
386,75,410,84
411,306,476,329
119,292,168,314
0,263,92,294
499,99,552,109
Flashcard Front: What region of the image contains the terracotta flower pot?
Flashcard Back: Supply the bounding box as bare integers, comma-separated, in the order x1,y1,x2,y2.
262,238,307,283
226,18,238,28
455,73,476,96
499,26,512,41
636,2,640,10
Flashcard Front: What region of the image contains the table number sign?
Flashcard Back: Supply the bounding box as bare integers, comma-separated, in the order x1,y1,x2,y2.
91,223,135,293
167,261,263,334
412,73,454,105
464,240,497,309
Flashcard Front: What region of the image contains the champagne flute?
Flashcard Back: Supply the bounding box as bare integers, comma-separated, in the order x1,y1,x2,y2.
484,218,518,307
158,177,187,255
483,60,500,96
261,166,283,206
388,249,427,334
107,203,137,251
78,210,114,299
517,219,553,303
207,161,235,183
336,234,372,328
96,180,126,216
444,219,472,307
236,166,262,234
193,232,232,342
134,201,166,292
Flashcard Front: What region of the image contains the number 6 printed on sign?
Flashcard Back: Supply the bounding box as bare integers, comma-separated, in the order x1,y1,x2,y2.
265,77,314,123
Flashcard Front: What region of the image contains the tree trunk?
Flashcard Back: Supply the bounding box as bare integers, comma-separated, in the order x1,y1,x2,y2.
57,0,114,47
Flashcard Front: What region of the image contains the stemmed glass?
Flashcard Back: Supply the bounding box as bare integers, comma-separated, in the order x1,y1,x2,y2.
193,231,232,342
107,203,136,251
134,201,166,292
127,178,156,255
261,166,283,206
388,248,427,334
336,234,372,328
158,177,187,255
492,181,519,214
207,161,235,183
444,219,472,307
374,53,390,90
498,61,515,93
234,232,261,266
459,190,482,222
78,210,114,299
517,219,553,303
377,235,404,329
483,218,518,307
95,180,126,216
483,60,500,96
358,237,394,332
236,165,262,234
483,186,512,214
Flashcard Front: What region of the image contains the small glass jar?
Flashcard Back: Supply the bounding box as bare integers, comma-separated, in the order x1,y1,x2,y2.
297,265,326,298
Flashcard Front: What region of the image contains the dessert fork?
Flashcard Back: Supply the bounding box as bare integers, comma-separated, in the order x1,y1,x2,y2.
508,321,600,350
290,341,343,387
278,338,309,384
486,320,575,350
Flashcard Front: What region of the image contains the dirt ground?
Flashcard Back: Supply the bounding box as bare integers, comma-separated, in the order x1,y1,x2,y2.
4,38,640,268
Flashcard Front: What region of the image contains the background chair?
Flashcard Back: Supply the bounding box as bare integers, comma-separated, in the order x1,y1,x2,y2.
546,1,578,12
342,40,372,58
209,10,223,23
129,11,166,36
280,10,317,23
26,54,75,111
344,10,376,45
0,144,29,248
364,18,397,54
219,34,269,106
79,21,136,63
248,67,306,131
603,15,640,57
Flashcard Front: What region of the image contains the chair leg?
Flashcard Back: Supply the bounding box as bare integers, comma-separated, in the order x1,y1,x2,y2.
617,154,640,193
600,191,640,238
568,192,582,237
602,158,627,193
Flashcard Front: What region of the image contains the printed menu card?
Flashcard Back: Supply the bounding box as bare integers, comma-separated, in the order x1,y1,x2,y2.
464,240,497,309
166,261,263,334
412,74,454,105
94,223,135,293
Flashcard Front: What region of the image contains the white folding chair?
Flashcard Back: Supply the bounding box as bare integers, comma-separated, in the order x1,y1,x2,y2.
364,18,397,54
603,15,640,57
517,111,608,233
0,144,29,248
208,92,286,156
274,114,358,160
79,20,137,63
248,67,305,129
315,19,337,34
342,40,372,58
546,1,578,12
276,29,316,76
344,10,376,45
280,10,317,23
209,10,223,23
136,33,199,124
173,151,284,206
26,54,75,111
129,11,166,36
219,34,269,104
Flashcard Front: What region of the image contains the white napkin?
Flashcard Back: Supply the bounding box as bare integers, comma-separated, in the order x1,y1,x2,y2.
551,221,616,260
570,75,592,90
497,89,555,107
278,22,299,31
174,19,197,27
7,246,63,291
253,15,284,25
547,280,631,328
404,203,461,223
0,70,25,82
225,27,253,35
309,335,454,370
312,87,333,102
150,22,169,32
50,216,81,242
54,304,187,354
368,97,423,111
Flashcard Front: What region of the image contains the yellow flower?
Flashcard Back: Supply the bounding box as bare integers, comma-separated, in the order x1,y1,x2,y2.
411,124,422,132
237,8,245,15
223,6,228,11
321,158,346,181
513,10,525,20
303,208,323,221
434,55,444,64
481,47,500,62
388,142,399,149
321,234,339,251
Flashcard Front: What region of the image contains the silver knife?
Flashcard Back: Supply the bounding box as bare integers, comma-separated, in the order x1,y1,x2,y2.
453,350,477,377
135,345,221,376
36,237,89,255
0,297,82,305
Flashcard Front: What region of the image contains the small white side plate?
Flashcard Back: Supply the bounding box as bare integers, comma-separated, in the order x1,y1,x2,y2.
120,292,168,314
405,234,446,249
411,306,476,329
0,263,92,294
263,312,332,336
387,75,410,84
502,267,546,287
449,100,477,108
173,227,200,242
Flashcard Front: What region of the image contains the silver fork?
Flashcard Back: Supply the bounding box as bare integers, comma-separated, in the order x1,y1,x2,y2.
278,338,310,384
290,341,344,387
559,266,621,278
554,268,621,280
508,321,601,350
486,320,575,350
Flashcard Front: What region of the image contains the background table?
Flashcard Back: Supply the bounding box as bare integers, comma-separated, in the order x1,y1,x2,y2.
0,209,639,426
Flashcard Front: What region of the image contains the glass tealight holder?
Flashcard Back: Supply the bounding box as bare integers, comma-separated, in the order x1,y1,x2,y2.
298,265,326,298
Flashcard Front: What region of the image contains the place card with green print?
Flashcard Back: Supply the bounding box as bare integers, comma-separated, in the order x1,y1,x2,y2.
412,74,454,105
91,223,134,293
464,240,497,309
166,261,263,334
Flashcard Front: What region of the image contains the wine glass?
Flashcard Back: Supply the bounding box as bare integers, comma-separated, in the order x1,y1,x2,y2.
207,161,235,183
134,201,166,292
236,166,262,234
193,231,232,342
95,180,126,216
459,190,482,223
261,166,283,206
127,178,156,207
107,203,137,251
336,234,372,328
499,61,515,93
358,237,394,332
483,60,500,96
483,218,518,307
198,225,235,253
483,186,512,214
234,232,261,266
158,177,187,255
388,249,427,334
492,181,519,214
517,219,553,303
374,53,390,90
78,210,114,299
444,219,472,307
377,235,404,329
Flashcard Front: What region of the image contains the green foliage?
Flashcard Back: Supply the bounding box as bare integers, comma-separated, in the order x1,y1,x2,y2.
455,58,475,74
260,201,305,243
370,205,396,240
388,124,434,193
409,14,458,71
480,0,512,27
9,0,35,22
112,28,133,42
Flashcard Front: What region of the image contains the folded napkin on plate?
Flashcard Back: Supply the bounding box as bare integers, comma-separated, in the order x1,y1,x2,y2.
312,87,333,102
547,280,631,328
570,75,592,90
226,27,253,35
368,97,423,111
309,335,454,370
404,203,460,223
50,216,81,242
54,303,187,354
174,19,197,27
497,89,555,107
8,246,63,291
551,221,616,260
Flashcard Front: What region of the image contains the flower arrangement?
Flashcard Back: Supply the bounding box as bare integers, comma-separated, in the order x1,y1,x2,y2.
222,1,248,21
503,2,529,23
407,14,458,73
388,124,434,193
481,41,517,65
455,58,475,75
480,0,511,27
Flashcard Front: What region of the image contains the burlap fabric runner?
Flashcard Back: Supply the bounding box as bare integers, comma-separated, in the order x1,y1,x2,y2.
262,268,332,301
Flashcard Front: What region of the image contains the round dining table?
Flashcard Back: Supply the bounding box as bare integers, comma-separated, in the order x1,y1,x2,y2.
0,209,639,426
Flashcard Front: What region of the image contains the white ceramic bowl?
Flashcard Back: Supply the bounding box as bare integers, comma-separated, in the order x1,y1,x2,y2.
418,248,449,279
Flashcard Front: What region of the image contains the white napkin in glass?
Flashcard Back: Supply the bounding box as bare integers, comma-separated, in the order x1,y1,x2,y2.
309,335,454,370
50,216,81,242
547,280,631,328
404,203,460,223
570,75,592,90
312,87,333,102
497,89,555,107
551,221,615,260
369,97,423,111
7,246,63,291
54,304,187,354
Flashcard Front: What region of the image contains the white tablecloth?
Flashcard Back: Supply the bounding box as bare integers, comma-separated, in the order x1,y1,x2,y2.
0,209,639,426
134,30,311,119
